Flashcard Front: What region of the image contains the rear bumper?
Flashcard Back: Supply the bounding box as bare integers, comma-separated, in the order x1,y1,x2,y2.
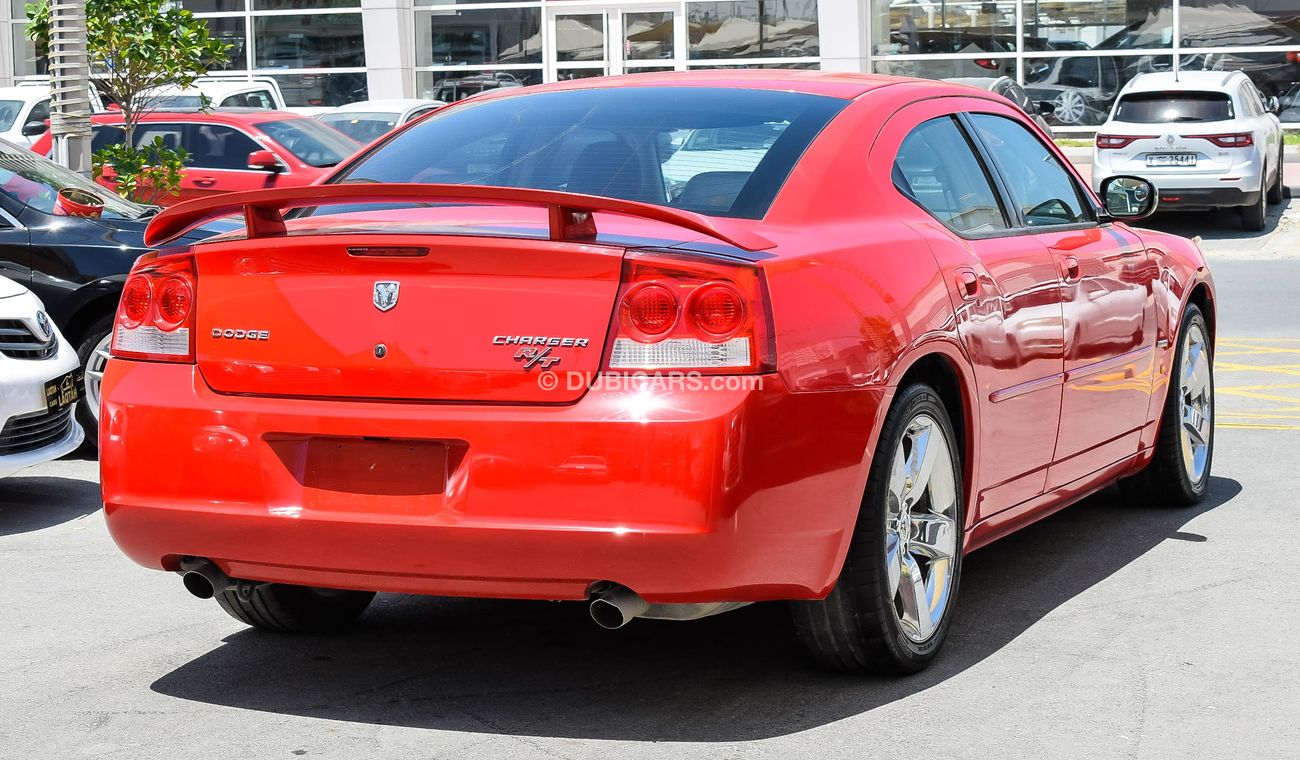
100,361,884,603
1150,186,1261,210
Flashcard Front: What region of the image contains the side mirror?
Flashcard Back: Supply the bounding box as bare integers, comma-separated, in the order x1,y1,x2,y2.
1100,175,1157,221
1035,101,1056,117
1266,95,1281,114
21,121,46,137
247,149,282,172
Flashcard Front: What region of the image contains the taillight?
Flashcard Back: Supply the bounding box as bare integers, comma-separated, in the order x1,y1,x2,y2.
1287,51,1300,63
973,59,999,70
110,255,196,363
1096,134,1155,149
1192,132,1253,148
603,251,774,374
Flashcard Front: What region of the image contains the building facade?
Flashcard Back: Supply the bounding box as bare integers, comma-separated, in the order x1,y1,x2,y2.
2,0,1298,128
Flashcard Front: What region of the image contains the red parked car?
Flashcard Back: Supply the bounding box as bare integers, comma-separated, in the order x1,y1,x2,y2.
99,72,1215,674
31,109,360,205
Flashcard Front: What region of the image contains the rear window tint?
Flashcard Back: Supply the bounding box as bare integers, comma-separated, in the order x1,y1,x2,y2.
331,87,846,220
1113,92,1234,123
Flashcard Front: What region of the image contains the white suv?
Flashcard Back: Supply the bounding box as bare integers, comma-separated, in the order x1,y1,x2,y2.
0,276,84,478
1092,70,1285,230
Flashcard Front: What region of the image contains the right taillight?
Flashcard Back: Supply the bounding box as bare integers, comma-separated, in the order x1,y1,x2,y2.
604,251,774,374
1096,134,1155,150
1192,132,1254,148
111,255,196,363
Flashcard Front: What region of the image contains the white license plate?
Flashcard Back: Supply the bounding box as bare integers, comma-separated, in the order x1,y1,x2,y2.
1146,153,1197,167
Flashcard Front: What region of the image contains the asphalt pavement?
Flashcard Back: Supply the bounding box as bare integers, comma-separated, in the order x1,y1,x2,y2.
3,182,1299,760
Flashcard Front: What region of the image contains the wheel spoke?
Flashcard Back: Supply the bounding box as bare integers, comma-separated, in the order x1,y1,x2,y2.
897,553,933,640
92,347,113,365
84,368,105,382
909,513,956,560
885,532,902,598
888,445,908,514
905,420,939,498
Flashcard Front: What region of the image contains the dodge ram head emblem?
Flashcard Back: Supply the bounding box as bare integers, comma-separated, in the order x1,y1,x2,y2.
373,281,400,312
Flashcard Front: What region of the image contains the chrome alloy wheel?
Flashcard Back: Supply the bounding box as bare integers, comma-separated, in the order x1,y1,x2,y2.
1178,321,1213,487
885,414,958,643
84,332,112,423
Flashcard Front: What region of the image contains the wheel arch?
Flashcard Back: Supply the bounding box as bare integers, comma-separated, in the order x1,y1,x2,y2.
889,344,979,517
1186,279,1216,349
59,282,123,345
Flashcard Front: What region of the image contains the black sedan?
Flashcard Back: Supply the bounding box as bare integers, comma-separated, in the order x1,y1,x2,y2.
0,139,219,447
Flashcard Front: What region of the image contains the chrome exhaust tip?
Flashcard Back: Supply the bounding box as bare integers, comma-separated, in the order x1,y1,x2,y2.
178,558,232,600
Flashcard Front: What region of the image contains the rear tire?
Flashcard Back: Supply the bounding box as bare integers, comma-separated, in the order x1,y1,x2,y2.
1241,180,1267,231
792,383,964,675
1120,304,1213,507
216,583,375,633
1267,148,1285,205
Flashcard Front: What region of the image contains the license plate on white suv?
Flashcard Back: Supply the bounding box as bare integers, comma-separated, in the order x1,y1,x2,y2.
1146,153,1197,167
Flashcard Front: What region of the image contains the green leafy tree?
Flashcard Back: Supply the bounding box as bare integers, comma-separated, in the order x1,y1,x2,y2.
26,0,229,203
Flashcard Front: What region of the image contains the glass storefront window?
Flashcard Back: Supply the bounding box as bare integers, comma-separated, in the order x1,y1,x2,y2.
1021,0,1173,52
254,13,365,69
417,8,542,66
416,69,542,102
203,16,248,71
688,1,819,59
626,11,675,60
873,58,1011,80
1179,1,1300,48
176,1,245,11
266,71,368,107
254,0,360,8
876,1,1017,57
556,14,605,62
1024,54,1172,126
12,24,46,77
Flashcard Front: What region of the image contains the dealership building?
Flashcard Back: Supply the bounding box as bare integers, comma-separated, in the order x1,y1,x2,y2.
3,0,1299,127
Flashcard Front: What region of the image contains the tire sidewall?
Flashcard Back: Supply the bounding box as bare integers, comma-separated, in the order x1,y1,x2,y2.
865,385,965,663
1168,305,1214,499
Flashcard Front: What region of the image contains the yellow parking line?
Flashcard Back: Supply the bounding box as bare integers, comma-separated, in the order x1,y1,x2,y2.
1220,337,1300,343
1218,382,1300,391
1215,363,1300,377
1220,422,1300,431
1216,388,1300,404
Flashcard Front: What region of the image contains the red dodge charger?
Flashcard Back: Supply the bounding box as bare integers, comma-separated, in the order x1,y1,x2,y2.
100,72,1215,674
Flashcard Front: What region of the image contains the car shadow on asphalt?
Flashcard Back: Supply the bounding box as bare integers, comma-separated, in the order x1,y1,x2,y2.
151,476,1241,742
0,476,101,537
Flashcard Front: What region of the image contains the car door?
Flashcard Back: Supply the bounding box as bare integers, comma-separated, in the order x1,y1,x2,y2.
883,105,1067,517
967,112,1156,490
127,121,191,203
181,123,284,198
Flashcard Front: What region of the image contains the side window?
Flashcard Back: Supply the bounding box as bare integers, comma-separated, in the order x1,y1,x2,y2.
247,90,275,109
90,125,126,152
26,99,50,126
970,113,1090,227
893,116,1009,235
132,123,185,154
185,124,264,170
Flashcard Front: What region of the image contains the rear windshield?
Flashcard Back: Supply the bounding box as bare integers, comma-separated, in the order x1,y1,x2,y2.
256,118,360,167
331,87,846,219
1113,92,1234,123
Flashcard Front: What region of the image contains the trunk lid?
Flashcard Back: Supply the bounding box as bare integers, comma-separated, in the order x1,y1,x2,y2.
194,233,623,403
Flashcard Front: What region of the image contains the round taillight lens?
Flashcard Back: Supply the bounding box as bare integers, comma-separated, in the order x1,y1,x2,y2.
687,283,745,339
154,275,194,332
622,283,678,341
121,275,153,327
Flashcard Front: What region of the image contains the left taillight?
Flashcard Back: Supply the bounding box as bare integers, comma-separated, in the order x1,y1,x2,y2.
111,255,196,363
603,251,774,374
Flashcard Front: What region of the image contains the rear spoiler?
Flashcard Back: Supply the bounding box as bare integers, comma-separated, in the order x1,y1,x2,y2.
143,183,776,252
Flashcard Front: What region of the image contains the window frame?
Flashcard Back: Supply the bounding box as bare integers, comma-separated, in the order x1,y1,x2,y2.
891,114,1013,239
959,111,1101,234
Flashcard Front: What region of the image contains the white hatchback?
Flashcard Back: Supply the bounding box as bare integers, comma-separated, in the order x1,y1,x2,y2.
0,276,84,478
1092,70,1285,230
